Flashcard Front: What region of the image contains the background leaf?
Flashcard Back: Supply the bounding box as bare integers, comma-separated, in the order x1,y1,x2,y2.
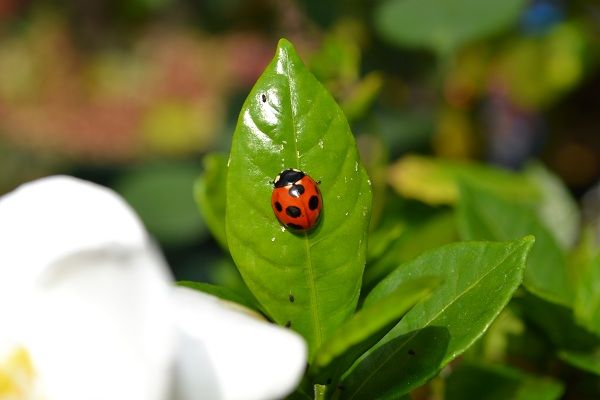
115,162,206,245
558,349,600,376
363,211,457,291
374,0,527,55
573,255,600,336
225,39,372,360
514,293,600,375
388,155,539,206
525,162,580,250
194,153,228,250
457,182,572,306
445,363,564,400
340,237,534,399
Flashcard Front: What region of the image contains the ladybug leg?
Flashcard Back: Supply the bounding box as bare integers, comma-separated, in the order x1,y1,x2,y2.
316,180,322,185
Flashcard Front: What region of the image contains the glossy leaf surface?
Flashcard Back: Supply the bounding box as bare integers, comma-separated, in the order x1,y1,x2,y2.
340,237,534,399
225,39,372,359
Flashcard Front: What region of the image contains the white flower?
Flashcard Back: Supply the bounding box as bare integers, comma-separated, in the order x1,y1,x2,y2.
0,176,306,400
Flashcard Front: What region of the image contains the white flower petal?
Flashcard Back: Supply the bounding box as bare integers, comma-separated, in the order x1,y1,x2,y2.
0,175,147,285
0,176,174,400
28,247,173,400
170,287,307,400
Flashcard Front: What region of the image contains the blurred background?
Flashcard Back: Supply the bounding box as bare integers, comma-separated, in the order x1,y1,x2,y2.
0,0,599,282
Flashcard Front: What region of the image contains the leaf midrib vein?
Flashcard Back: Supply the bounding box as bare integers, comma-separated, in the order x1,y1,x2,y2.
284,55,324,350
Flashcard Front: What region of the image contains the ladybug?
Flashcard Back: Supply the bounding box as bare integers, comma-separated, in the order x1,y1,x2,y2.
271,169,322,232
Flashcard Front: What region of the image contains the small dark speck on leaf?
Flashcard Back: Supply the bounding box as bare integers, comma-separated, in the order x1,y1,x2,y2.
285,321,291,328
261,94,267,103
289,294,295,303
408,349,416,356
326,378,332,385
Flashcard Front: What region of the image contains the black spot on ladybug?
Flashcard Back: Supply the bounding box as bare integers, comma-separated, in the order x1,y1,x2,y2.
288,184,305,198
286,206,302,218
274,201,283,212
261,94,267,103
289,294,295,303
285,321,291,328
326,378,332,385
287,223,303,230
308,195,319,210
408,349,416,356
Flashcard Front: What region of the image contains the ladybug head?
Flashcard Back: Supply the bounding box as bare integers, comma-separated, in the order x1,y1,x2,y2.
273,169,305,188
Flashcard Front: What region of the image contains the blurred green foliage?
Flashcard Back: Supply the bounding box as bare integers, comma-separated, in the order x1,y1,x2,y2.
375,0,528,56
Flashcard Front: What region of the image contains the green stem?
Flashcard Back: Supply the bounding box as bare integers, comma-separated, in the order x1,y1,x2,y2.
314,384,328,400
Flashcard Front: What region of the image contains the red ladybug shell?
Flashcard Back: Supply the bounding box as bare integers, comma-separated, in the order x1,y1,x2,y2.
271,169,322,232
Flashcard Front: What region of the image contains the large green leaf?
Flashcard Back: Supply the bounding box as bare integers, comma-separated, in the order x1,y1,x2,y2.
445,363,564,400
310,276,440,384
374,0,527,55
339,237,534,399
194,153,228,250
225,39,372,360
457,182,572,306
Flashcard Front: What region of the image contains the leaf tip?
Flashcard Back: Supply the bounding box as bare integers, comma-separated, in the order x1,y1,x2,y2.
277,37,294,51
275,38,303,66
515,235,536,263
521,234,536,248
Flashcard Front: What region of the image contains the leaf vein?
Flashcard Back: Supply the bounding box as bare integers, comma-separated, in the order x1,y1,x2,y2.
284,54,323,348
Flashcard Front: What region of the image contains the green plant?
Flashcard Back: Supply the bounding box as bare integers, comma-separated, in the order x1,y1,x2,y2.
191,39,599,399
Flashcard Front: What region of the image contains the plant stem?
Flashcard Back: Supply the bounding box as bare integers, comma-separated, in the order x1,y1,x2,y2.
314,384,327,400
